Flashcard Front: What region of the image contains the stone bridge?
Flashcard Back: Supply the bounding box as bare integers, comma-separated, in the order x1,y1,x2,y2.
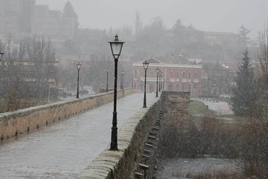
0,90,189,179
0,89,133,142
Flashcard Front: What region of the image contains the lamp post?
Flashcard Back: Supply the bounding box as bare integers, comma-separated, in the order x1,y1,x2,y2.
156,68,160,97
143,60,149,108
159,71,162,92
161,73,164,91
163,77,165,90
106,71,109,92
76,62,81,99
158,72,161,92
0,52,4,61
109,34,124,151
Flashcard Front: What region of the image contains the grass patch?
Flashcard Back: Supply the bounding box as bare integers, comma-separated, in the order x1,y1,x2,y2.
188,100,210,116
0,98,7,113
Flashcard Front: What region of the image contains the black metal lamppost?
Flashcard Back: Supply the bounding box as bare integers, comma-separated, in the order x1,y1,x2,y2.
0,52,4,72
156,68,160,97
76,62,81,99
143,60,149,108
163,76,165,91
0,52,4,61
161,73,164,91
159,70,162,92
109,35,124,151
158,72,161,92
106,71,109,92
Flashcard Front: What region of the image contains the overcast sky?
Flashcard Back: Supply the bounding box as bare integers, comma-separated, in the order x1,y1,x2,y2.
37,0,268,37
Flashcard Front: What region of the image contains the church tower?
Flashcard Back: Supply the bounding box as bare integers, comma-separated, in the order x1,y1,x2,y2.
61,1,79,39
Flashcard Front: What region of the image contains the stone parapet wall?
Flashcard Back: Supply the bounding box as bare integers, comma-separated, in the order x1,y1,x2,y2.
0,89,134,143
79,99,159,179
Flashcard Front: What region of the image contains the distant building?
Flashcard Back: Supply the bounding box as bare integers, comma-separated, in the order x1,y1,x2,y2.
133,62,206,97
32,5,61,38
203,31,240,46
60,2,78,39
0,0,78,40
0,0,35,37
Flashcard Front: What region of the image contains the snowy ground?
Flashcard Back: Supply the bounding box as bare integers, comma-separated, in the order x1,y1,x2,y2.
193,98,233,115
0,93,156,179
156,158,242,179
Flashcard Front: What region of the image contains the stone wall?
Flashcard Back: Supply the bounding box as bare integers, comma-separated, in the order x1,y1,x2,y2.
0,89,134,143
79,98,160,179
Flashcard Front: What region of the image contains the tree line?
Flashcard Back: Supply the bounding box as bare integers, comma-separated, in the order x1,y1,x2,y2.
0,37,57,112
231,28,268,120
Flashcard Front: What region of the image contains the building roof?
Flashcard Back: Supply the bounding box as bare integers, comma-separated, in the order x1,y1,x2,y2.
203,31,239,37
133,62,202,69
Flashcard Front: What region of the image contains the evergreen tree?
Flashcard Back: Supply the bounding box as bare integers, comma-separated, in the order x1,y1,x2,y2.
231,50,257,116
239,25,250,48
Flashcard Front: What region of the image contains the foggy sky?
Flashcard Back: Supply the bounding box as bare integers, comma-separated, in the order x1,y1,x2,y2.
37,0,268,36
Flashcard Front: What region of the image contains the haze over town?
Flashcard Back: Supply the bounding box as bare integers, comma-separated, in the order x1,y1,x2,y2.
1,0,268,178
37,0,268,37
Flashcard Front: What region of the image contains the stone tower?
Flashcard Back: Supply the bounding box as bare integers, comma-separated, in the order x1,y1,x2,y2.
61,1,78,39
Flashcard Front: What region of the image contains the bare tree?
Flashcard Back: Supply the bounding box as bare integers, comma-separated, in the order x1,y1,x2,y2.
26,37,57,103
258,28,268,82
0,37,57,112
256,27,268,119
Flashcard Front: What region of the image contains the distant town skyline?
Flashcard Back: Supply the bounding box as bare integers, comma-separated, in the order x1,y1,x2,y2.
36,0,268,38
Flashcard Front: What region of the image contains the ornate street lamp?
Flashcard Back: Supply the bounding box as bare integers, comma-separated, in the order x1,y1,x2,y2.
109,34,124,151
76,62,81,99
143,60,150,108
156,68,160,97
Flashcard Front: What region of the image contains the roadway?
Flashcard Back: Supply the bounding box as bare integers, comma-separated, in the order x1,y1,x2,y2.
0,93,156,179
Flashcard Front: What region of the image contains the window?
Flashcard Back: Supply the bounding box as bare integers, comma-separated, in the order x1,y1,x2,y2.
182,72,186,78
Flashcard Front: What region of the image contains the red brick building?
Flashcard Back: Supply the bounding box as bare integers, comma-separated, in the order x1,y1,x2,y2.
133,62,205,97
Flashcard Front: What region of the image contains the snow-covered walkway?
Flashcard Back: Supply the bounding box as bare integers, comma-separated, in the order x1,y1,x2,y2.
194,98,233,115
0,93,156,179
